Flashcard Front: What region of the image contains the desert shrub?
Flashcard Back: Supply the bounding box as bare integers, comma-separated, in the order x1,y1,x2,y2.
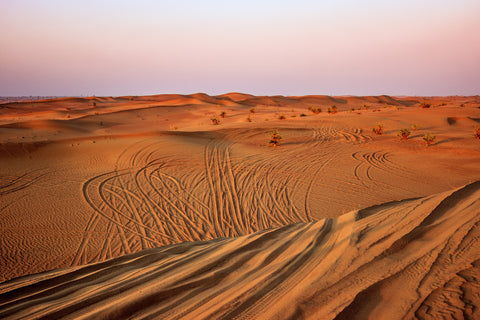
300,113,307,117
411,124,418,131
327,105,338,114
439,102,447,106
92,102,97,107
372,123,384,135
475,127,480,139
420,102,431,108
397,128,411,140
363,104,370,110
211,117,220,125
308,106,322,114
460,103,465,107
246,115,252,122
278,115,286,120
249,108,256,114
269,130,282,147
220,111,226,118
423,133,436,146
351,108,355,112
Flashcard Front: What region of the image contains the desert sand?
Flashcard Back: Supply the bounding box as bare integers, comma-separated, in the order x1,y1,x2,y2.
0,93,479,319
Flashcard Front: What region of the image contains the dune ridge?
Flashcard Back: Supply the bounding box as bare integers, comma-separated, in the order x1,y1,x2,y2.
1,181,479,320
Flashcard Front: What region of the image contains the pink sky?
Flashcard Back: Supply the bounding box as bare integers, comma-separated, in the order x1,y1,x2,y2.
1,1,479,96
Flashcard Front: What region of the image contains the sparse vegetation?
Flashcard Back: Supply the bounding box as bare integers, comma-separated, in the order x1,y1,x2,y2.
308,106,322,114
220,111,226,118
327,105,338,114
268,130,282,147
460,103,465,107
211,117,220,125
411,124,418,131
398,128,411,140
278,115,286,120
300,113,307,117
420,102,431,109
249,108,256,114
372,123,384,135
475,127,480,139
423,133,436,146
92,102,97,107
363,104,370,110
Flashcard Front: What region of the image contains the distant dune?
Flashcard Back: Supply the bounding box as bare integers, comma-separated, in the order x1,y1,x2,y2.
0,94,479,319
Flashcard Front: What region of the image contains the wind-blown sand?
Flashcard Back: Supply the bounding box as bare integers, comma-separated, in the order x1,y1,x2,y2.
1,94,479,319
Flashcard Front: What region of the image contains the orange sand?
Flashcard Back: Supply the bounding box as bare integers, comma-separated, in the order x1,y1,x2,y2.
1,94,479,319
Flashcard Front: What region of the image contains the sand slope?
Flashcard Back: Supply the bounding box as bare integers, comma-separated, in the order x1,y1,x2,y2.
0,181,479,319
1,93,480,318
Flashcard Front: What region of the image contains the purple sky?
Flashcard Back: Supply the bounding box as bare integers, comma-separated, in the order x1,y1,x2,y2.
1,0,479,96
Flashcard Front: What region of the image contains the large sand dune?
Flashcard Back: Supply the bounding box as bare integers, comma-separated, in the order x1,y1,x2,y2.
1,182,479,319
1,93,479,318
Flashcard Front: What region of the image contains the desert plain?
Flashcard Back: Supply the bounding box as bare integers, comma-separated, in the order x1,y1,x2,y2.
0,93,480,319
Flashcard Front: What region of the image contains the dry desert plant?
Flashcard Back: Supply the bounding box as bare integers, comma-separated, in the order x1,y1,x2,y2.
475,127,480,139
211,117,220,125
420,102,431,109
327,105,338,114
398,128,411,140
300,113,307,117
411,124,418,131
308,106,322,114
423,133,436,146
249,108,256,114
220,111,226,118
278,115,286,120
372,123,384,135
246,115,252,122
268,130,282,147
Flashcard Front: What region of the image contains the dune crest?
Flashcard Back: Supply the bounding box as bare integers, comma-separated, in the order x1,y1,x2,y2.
1,181,479,320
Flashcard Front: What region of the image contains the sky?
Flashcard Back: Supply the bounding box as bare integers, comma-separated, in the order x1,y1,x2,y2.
1,0,479,96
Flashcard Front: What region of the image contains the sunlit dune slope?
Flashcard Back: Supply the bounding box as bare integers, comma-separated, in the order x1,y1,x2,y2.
0,182,479,320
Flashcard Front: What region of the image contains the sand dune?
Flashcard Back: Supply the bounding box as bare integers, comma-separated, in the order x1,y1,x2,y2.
1,182,479,319
1,93,480,318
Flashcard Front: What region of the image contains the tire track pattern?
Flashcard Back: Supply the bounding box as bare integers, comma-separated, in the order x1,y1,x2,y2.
73,127,425,265
2,182,479,320
74,136,313,264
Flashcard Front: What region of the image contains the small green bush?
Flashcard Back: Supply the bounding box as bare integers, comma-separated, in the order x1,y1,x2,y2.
269,130,282,147
475,127,480,139
308,106,322,114
398,128,411,140
327,105,338,114
372,123,384,135
420,102,431,108
423,133,436,146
